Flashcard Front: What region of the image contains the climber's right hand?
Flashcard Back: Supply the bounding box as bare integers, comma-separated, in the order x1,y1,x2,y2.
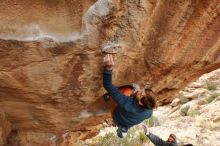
103,54,115,70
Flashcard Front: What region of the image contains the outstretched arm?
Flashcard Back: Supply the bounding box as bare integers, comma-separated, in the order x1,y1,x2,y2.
103,54,130,106
147,132,171,146
142,125,175,146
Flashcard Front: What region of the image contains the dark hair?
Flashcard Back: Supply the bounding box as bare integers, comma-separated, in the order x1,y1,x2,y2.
169,134,176,140
183,144,193,146
140,95,156,109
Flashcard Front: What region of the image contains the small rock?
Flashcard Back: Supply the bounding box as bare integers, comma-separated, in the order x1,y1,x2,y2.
180,96,190,104
101,41,123,54
170,98,180,107
180,105,190,116
213,117,220,123
197,99,208,105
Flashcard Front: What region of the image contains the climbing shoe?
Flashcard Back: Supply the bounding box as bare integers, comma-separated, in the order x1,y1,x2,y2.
116,127,128,138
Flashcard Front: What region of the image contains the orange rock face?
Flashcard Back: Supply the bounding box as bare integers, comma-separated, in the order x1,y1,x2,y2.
0,0,219,145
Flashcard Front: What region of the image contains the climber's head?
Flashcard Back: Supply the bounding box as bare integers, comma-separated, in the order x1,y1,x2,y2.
135,88,156,109
167,134,177,143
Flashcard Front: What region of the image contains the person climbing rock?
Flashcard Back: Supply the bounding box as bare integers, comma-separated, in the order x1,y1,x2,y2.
103,54,157,138
142,125,178,146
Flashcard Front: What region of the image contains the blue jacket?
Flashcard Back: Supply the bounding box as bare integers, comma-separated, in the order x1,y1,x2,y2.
103,67,153,129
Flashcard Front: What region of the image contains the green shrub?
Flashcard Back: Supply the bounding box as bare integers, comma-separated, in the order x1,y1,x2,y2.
206,82,217,91
187,110,200,117
95,129,150,146
138,132,148,143
96,133,115,146
206,93,220,103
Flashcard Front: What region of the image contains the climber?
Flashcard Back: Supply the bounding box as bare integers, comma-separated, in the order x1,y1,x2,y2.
142,125,178,146
103,54,157,138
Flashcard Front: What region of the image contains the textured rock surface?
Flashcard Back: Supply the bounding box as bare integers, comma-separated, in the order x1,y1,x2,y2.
0,0,220,145
0,112,11,145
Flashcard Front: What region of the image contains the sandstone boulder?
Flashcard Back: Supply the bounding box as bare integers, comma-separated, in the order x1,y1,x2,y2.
0,0,219,145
